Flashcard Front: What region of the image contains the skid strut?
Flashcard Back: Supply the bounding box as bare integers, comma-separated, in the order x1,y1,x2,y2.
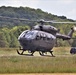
17,49,24,55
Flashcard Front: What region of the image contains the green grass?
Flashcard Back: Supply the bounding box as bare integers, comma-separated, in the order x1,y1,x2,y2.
0,47,76,73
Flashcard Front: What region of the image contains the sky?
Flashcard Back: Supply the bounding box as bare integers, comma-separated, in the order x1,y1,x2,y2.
0,0,76,20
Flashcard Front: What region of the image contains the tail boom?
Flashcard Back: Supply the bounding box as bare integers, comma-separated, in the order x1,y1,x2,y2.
56,26,76,40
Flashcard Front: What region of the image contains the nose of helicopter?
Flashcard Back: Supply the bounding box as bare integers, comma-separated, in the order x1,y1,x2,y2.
18,37,28,42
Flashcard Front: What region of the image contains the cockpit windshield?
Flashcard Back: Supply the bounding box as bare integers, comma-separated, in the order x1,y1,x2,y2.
18,30,28,40
25,30,38,39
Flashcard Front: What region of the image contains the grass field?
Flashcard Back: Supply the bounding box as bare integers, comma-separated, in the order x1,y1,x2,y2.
0,47,76,73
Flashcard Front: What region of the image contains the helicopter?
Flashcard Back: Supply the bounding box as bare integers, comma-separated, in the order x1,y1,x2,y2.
17,20,76,56
0,16,76,56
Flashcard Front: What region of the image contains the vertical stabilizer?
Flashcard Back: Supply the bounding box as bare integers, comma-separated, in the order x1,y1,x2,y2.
68,26,76,38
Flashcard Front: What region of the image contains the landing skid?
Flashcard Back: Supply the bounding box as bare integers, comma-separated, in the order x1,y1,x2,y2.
17,47,35,56
17,47,55,57
17,49,24,55
39,51,44,56
49,51,55,57
39,51,55,57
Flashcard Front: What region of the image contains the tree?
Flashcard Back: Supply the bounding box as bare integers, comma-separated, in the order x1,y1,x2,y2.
9,32,19,47
0,32,8,47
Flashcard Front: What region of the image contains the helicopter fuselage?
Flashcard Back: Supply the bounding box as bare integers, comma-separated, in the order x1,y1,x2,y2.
18,30,56,52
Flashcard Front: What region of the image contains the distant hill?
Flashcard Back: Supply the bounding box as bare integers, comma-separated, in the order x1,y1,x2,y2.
0,6,74,27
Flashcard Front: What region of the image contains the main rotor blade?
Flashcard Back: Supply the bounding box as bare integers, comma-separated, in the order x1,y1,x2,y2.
0,16,76,24
0,16,37,22
44,21,76,24
52,22,76,24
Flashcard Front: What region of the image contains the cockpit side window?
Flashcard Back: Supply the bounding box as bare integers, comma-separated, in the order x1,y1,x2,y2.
41,33,51,41
25,31,34,39
47,34,51,40
36,33,41,40
41,33,46,40
36,33,47,40
25,30,38,39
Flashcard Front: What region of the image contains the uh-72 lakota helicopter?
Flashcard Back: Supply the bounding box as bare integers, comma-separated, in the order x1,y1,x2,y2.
0,16,76,56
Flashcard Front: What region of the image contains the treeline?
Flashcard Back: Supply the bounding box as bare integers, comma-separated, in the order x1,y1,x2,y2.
0,26,29,47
